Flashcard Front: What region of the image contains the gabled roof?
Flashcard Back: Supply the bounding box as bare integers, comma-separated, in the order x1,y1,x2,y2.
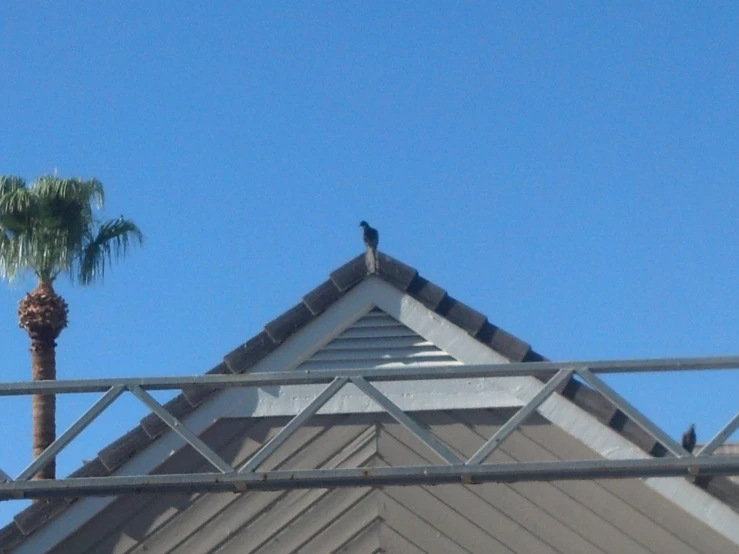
1,251,738,552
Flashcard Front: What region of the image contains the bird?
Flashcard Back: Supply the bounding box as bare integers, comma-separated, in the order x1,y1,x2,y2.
681,423,696,453
359,221,379,273
359,221,378,250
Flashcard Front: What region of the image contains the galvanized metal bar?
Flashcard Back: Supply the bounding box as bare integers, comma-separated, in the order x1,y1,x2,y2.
0,355,738,395
350,376,461,465
467,368,574,465
239,377,348,472
697,413,739,457
1,455,738,500
0,467,10,483
576,368,689,457
128,386,234,474
16,386,126,482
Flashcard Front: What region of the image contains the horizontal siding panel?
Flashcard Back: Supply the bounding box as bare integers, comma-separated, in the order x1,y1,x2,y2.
308,347,453,362
298,358,460,371
349,317,403,328
320,336,433,350
334,326,418,339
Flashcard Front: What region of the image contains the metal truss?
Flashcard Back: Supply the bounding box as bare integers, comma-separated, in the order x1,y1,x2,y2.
0,356,738,500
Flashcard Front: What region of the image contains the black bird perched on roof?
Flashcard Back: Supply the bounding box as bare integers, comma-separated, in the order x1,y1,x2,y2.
359,221,379,273
682,423,696,453
359,221,378,250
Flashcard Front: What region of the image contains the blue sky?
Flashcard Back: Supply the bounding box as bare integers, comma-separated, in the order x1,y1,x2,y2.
1,2,738,526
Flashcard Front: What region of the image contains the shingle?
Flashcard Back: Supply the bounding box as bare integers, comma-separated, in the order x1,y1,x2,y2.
68,457,109,478
330,254,367,292
406,277,447,311
377,254,417,290
475,322,531,362
700,477,739,514
303,279,342,315
0,522,24,552
264,302,315,344
182,361,230,406
561,379,620,427
435,295,488,337
14,499,72,535
97,426,153,472
224,332,277,374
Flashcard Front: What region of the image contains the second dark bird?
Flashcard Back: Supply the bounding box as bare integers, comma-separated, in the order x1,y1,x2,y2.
681,423,696,453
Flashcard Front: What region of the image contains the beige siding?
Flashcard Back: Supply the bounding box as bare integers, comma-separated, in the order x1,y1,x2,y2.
42,411,739,554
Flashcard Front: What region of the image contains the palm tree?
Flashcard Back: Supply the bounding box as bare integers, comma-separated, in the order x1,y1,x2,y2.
0,175,143,479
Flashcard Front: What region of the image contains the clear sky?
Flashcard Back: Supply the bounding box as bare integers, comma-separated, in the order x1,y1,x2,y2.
1,2,738,527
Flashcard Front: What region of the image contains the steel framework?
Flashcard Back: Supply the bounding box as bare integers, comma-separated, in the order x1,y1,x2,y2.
0,356,738,500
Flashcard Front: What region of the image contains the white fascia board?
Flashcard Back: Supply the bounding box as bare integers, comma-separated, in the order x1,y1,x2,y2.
229,380,522,418
367,277,739,546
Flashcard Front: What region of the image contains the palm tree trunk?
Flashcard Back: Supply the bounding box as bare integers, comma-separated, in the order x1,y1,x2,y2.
18,281,68,481
31,336,57,480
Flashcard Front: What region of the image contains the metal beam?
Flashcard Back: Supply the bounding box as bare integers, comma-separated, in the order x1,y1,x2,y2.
576,368,689,457
697,413,739,456
16,386,125,481
1,355,738,395
128,386,234,474
239,377,348,472
467,368,574,465
0,467,9,483
1,455,738,500
351,376,461,465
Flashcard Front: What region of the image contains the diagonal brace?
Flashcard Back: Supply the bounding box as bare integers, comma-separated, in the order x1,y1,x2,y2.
697,412,739,457
239,377,348,473
16,386,126,482
576,368,689,457
129,385,234,474
467,368,574,465
351,376,461,465
0,467,10,483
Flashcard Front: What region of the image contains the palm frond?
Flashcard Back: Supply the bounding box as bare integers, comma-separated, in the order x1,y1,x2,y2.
0,176,26,195
0,175,141,286
33,176,104,209
78,218,144,284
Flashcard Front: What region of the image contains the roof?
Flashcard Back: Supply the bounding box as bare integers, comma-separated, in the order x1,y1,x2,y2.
1,251,738,552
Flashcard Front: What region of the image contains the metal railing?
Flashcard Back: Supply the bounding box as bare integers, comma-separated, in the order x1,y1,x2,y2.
0,355,737,500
